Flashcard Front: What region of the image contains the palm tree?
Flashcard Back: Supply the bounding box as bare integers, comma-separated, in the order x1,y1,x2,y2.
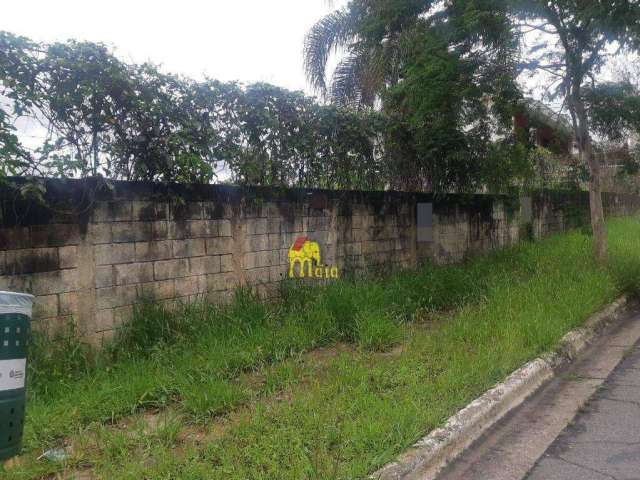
303,2,419,108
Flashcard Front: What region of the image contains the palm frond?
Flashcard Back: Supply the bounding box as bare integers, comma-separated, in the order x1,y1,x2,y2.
304,8,358,96
330,37,411,108
329,53,368,107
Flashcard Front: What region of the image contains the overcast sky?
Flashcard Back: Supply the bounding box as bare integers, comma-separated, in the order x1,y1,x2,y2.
0,0,347,94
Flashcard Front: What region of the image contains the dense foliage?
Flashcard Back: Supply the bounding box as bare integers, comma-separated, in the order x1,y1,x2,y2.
306,0,640,259
0,108,28,176
0,32,385,189
304,0,533,191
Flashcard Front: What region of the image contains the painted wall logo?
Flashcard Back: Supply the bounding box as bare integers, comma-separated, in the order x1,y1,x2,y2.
288,236,339,279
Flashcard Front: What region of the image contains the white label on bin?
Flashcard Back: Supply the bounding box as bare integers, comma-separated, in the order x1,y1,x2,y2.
0,358,26,391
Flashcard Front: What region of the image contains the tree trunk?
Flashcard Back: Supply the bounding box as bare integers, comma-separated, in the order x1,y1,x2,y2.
575,100,607,265
92,127,99,176
587,148,607,265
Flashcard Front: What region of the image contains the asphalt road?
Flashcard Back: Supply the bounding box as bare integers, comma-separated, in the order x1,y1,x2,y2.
436,310,640,480
526,340,640,480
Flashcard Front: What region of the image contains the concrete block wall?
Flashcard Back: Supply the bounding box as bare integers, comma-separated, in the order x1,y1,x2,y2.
1,178,639,343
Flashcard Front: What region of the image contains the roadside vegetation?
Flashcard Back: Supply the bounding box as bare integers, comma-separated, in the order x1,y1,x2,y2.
5,217,640,479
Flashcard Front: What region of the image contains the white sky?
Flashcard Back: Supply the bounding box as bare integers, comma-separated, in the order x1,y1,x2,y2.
0,0,347,94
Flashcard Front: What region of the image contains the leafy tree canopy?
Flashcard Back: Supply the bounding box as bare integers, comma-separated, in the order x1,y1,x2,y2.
305,0,531,191
306,0,640,261
0,32,383,189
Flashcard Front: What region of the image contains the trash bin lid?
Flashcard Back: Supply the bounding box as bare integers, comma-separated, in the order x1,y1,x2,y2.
0,291,35,317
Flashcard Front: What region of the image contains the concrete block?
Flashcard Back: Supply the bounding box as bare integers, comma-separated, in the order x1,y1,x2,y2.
58,246,78,269
206,237,234,255
32,294,58,319
187,220,219,238
96,265,114,288
5,248,59,275
59,292,79,316
167,222,189,240
362,241,379,254
352,229,367,242
95,243,135,265
269,265,286,282
112,305,134,328
343,243,362,256
267,218,282,234
243,252,257,270
257,250,273,268
31,224,80,247
94,309,115,332
114,262,154,285
170,202,203,221
88,223,112,244
247,251,267,268
207,289,234,306
154,258,189,280
135,241,173,262
152,221,169,240
203,202,232,219
282,218,303,233
132,201,168,221
247,218,268,235
266,202,281,218
280,233,296,249
90,329,116,348
96,285,138,309
271,249,282,266
243,202,267,218
245,234,269,252
217,220,232,237
311,230,329,245
307,216,330,231
0,227,30,250
246,267,270,285
137,279,176,301
31,270,77,295
0,274,30,293
111,222,152,243
268,234,282,250
189,256,221,275
175,275,207,297
173,238,206,258
207,272,237,292
220,254,234,273
92,201,133,223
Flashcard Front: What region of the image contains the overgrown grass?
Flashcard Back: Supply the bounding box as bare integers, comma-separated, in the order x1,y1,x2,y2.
6,217,640,479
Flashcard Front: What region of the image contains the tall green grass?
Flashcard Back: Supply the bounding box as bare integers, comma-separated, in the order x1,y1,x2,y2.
10,217,640,480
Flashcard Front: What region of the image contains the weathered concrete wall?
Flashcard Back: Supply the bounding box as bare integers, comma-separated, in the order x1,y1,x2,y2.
1,178,638,344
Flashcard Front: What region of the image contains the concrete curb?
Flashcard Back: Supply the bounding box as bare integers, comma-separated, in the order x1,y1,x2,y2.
372,295,631,480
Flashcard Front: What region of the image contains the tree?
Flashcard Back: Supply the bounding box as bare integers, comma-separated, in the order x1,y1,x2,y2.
306,0,640,263
0,108,30,177
381,22,526,191
0,32,384,189
511,1,640,264
304,0,431,106
304,0,529,191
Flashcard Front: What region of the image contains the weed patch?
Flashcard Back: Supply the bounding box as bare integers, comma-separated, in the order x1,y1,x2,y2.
7,217,640,480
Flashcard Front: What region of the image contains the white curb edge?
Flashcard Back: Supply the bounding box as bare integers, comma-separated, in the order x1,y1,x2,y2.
372,295,631,480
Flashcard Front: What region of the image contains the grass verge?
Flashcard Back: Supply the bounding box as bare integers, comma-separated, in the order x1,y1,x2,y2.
5,217,640,479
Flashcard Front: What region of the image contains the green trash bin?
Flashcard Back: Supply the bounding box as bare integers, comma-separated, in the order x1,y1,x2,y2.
0,291,33,461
